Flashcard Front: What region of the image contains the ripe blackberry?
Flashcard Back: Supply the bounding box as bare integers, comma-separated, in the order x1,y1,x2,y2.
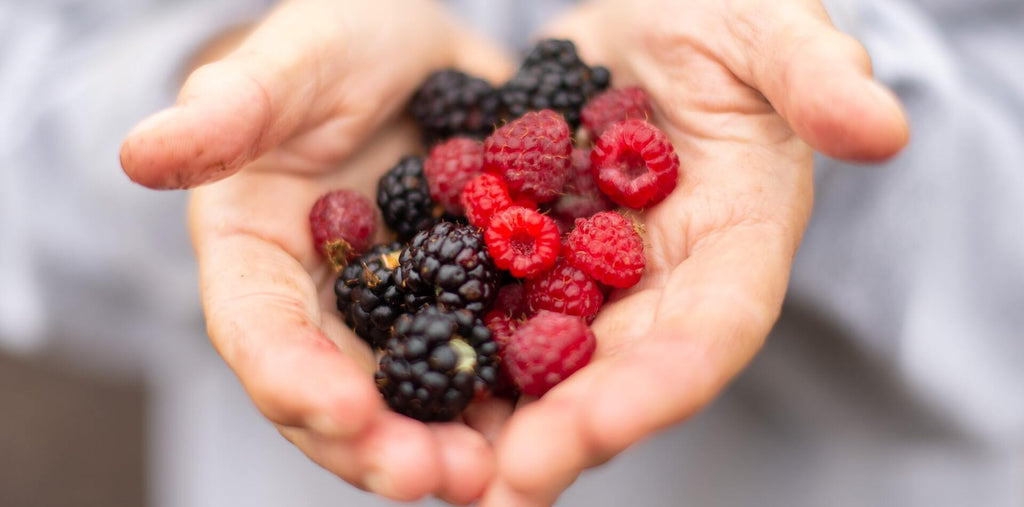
335,242,422,349
395,221,500,315
500,39,611,129
376,156,444,241
409,69,502,145
376,306,499,421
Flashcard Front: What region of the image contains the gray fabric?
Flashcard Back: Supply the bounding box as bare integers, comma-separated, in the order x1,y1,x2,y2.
1,0,1021,505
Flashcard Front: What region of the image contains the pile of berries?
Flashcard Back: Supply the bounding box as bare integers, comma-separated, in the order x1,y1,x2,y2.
307,39,679,422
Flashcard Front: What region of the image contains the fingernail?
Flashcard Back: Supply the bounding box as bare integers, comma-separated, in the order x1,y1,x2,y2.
362,471,393,496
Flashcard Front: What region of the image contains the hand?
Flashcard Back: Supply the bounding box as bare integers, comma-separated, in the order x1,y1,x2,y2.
482,1,908,505
120,0,513,502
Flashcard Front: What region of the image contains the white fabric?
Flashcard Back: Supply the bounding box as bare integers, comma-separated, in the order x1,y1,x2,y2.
1,0,1021,506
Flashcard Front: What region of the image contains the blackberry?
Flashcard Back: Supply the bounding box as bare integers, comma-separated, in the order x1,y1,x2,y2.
395,221,500,316
409,69,502,146
500,39,611,129
376,156,444,241
375,306,500,421
334,242,418,348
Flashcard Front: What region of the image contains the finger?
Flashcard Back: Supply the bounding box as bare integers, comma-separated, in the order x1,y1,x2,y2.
192,199,381,438
432,424,497,505
462,396,516,442
279,411,444,501
120,0,514,189
721,0,909,161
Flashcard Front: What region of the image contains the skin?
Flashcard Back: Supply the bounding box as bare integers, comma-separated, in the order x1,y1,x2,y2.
120,0,909,505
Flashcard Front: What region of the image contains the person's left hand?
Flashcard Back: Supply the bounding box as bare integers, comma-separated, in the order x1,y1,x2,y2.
480,1,909,505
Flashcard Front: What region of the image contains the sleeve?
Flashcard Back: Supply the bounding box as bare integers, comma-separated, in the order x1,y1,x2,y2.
0,0,271,374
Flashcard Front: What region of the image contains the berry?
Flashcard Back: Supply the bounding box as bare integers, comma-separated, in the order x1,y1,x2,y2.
377,156,444,241
483,110,572,203
581,86,653,138
549,147,615,231
409,69,502,145
501,311,596,397
395,221,500,315
309,189,378,270
484,282,533,345
424,137,485,215
524,259,604,322
485,206,561,278
591,119,680,209
500,39,611,129
334,242,408,349
566,211,646,288
375,306,499,421
460,173,517,229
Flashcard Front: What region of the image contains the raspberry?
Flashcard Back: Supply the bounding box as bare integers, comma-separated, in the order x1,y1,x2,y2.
460,173,517,229
566,211,646,288
484,206,561,278
501,311,596,397
424,137,485,215
395,221,500,315
524,259,604,322
409,69,502,145
309,189,378,270
483,110,572,203
581,87,653,138
334,242,408,349
549,147,614,231
591,119,680,209
500,39,611,129
484,283,532,345
375,306,499,421
377,156,445,241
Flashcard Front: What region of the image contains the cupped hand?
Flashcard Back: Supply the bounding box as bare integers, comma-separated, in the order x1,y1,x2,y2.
120,0,514,503
482,0,909,505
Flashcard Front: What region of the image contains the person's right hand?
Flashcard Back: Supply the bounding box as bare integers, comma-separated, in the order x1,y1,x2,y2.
120,0,513,503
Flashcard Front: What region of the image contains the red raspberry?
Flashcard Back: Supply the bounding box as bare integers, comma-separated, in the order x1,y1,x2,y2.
483,110,571,203
566,211,645,288
424,137,484,215
309,189,377,270
525,259,604,322
549,147,615,232
492,283,531,320
581,86,653,138
460,173,536,228
502,311,596,397
485,206,560,278
591,119,679,209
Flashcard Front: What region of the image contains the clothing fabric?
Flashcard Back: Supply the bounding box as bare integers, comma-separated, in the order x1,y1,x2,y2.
0,0,1021,506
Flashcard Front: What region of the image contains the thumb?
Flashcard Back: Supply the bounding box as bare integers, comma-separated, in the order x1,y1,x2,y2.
120,0,514,190
724,0,909,162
